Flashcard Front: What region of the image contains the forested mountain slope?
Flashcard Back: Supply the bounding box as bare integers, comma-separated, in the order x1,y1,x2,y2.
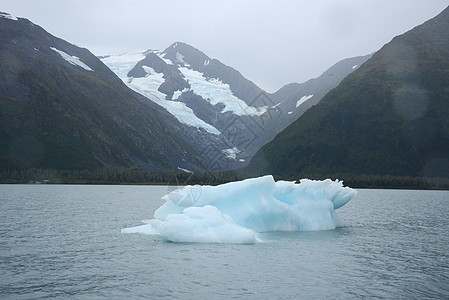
246,6,449,178
0,12,203,171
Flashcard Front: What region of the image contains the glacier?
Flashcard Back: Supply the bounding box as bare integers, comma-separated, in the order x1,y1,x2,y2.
100,48,266,134
179,67,267,116
101,51,221,135
122,175,357,243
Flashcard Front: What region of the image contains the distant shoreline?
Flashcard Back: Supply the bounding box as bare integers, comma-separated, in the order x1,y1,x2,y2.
1,168,448,190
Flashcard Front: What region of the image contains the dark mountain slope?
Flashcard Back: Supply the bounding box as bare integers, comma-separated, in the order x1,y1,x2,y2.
272,55,372,114
246,6,449,178
0,13,202,171
261,54,372,147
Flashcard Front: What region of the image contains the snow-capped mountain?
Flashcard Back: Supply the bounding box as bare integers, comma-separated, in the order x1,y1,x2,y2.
0,9,373,173
0,13,207,171
101,42,371,170
101,43,267,133
101,42,274,170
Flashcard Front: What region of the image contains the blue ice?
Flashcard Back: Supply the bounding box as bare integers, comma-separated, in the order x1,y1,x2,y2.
122,175,357,243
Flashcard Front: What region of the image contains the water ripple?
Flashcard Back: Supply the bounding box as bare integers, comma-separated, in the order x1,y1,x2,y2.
1,186,448,299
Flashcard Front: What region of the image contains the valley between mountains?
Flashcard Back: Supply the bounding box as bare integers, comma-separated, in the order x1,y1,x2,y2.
1,6,449,187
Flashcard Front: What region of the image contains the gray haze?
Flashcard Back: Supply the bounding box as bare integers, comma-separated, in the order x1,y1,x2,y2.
1,0,447,92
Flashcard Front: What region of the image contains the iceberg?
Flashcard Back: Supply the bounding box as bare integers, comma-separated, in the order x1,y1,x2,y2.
122,175,357,243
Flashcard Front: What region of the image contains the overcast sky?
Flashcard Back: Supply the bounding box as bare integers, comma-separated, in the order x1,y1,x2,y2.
1,0,448,92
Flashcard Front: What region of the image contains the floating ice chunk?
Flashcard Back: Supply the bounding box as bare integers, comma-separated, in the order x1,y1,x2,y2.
150,206,258,243
50,47,93,71
121,223,160,235
296,94,313,108
122,175,357,243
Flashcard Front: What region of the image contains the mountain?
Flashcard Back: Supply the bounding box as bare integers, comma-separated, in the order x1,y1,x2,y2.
246,6,449,178
264,54,372,143
101,42,369,171
272,55,372,117
0,11,375,174
0,12,204,171
101,43,268,171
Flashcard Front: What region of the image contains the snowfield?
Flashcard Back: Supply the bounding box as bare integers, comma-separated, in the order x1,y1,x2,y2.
101,51,146,78
296,94,313,108
51,47,93,72
101,51,220,135
179,67,266,116
101,49,266,134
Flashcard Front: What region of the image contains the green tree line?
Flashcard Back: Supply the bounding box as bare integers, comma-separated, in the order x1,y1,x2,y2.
1,168,449,189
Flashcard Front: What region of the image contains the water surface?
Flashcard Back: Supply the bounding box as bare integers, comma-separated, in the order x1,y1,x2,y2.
1,185,448,299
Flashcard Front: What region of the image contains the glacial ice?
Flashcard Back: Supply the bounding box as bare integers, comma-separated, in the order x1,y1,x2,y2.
101,52,221,135
100,51,147,78
179,67,267,116
122,175,357,243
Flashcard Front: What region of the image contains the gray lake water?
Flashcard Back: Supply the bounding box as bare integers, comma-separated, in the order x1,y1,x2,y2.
1,184,448,299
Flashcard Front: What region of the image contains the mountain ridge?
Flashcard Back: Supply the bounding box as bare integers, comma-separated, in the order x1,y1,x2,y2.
101,41,370,170
1,11,377,173
0,12,205,171
246,5,449,178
